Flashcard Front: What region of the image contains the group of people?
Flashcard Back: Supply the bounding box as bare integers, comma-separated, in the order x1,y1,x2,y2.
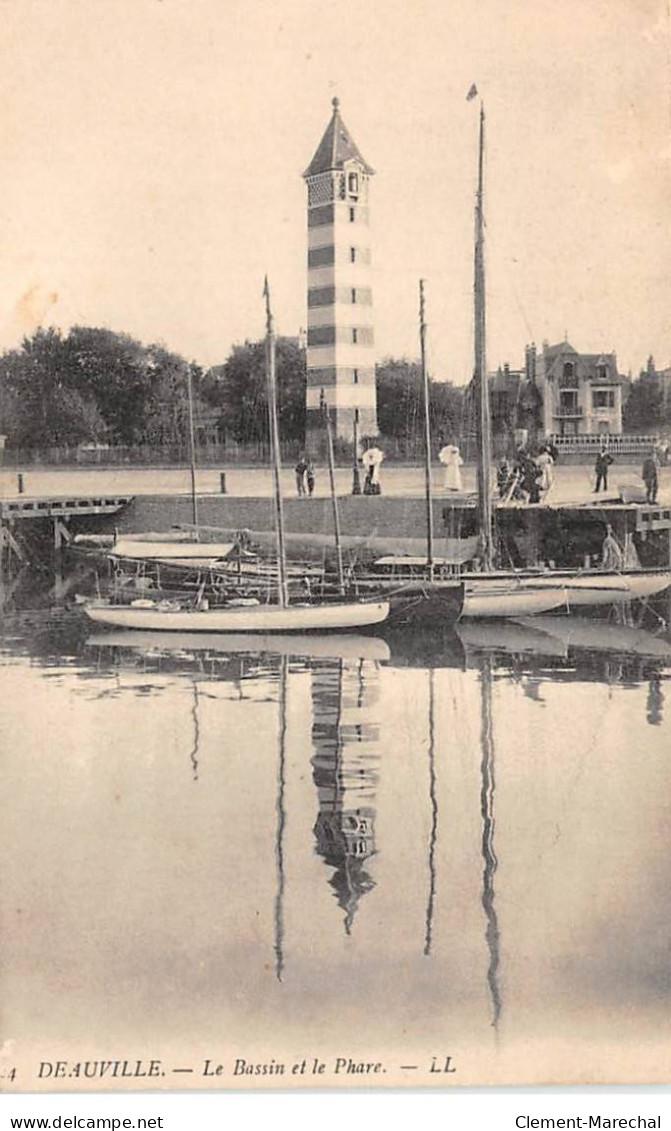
496,443,557,504
294,447,385,497
294,440,665,505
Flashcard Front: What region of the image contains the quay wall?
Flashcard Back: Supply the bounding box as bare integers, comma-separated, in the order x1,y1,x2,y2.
110,494,669,569
117,493,434,540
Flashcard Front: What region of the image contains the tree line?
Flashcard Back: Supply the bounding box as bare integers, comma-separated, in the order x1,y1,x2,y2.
0,326,468,451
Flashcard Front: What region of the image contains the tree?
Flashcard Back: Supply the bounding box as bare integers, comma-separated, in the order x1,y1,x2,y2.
202,337,306,444
0,325,206,449
0,328,106,448
623,373,663,432
63,326,157,444
375,357,466,451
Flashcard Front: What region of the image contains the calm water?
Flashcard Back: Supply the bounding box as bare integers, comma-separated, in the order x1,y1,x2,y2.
2,574,671,1087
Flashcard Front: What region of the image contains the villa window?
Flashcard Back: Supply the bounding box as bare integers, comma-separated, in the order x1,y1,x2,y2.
593,390,615,409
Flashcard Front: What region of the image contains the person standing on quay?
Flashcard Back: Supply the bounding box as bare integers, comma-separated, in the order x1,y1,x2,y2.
439,444,463,492
642,449,659,504
594,446,614,493
295,454,308,497
306,459,315,497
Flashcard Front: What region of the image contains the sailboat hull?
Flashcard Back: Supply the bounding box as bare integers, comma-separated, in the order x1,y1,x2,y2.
492,568,670,608
83,599,390,633
462,583,567,618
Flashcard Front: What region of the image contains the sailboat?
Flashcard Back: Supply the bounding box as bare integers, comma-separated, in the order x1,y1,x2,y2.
458,94,669,617
318,294,464,627
84,281,390,634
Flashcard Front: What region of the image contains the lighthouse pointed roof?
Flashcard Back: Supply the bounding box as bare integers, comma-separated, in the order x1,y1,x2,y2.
303,97,375,178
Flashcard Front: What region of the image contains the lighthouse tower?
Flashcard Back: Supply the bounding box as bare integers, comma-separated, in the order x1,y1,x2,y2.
303,98,378,449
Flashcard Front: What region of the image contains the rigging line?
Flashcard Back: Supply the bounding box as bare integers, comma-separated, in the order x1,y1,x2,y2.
274,657,288,983
424,668,438,958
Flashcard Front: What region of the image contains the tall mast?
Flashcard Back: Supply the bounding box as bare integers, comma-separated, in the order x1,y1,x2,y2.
264,277,289,607
419,279,435,579
186,367,199,529
322,393,346,594
474,102,494,570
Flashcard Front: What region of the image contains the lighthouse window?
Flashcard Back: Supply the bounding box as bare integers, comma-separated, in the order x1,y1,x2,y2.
348,172,359,196
350,247,357,263
349,207,355,222
353,369,359,384
351,288,357,303
352,328,358,344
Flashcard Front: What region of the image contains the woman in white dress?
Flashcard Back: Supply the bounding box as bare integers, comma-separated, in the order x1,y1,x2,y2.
439,444,463,491
535,447,554,496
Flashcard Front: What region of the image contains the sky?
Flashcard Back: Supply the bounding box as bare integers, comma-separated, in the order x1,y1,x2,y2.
0,0,669,383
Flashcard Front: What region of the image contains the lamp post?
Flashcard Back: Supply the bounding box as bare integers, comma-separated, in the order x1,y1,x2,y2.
351,409,361,495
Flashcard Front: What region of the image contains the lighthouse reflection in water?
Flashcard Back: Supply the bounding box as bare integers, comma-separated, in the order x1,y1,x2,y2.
1,609,670,1082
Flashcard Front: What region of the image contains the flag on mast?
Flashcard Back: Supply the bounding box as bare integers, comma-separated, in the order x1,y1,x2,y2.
466,83,478,101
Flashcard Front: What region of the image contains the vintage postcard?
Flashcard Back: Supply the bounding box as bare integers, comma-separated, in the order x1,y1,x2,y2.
1,0,670,1095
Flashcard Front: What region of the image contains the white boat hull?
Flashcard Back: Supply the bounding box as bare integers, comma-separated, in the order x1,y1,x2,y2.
518,570,671,607
83,599,390,633
462,583,567,619
462,569,670,616
112,539,235,561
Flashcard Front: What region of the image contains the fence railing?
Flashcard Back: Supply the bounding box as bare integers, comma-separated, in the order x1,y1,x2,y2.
1,431,664,467
546,433,660,454
0,440,306,468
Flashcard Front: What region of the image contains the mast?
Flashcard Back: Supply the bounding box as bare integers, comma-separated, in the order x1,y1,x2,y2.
186,367,199,528
263,277,289,607
474,101,494,570
322,392,346,594
419,279,435,579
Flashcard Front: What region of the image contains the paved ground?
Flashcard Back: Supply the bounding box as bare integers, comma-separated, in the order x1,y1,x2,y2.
1,462,669,506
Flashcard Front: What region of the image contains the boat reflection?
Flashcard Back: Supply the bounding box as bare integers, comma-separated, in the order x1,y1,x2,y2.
85,629,391,664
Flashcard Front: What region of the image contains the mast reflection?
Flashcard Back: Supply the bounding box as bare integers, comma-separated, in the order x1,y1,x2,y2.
274,657,288,982
310,658,380,934
424,668,437,957
479,657,502,1029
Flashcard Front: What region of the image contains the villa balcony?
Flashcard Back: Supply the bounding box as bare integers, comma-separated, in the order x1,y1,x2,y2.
554,405,583,419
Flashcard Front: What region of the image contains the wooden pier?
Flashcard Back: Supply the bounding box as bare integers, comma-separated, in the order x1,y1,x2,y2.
0,494,133,567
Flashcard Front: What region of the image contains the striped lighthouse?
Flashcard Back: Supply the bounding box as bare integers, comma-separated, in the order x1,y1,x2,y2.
303,98,378,450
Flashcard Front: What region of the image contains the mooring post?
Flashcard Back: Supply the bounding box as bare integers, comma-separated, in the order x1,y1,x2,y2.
220,472,227,494
17,473,24,494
